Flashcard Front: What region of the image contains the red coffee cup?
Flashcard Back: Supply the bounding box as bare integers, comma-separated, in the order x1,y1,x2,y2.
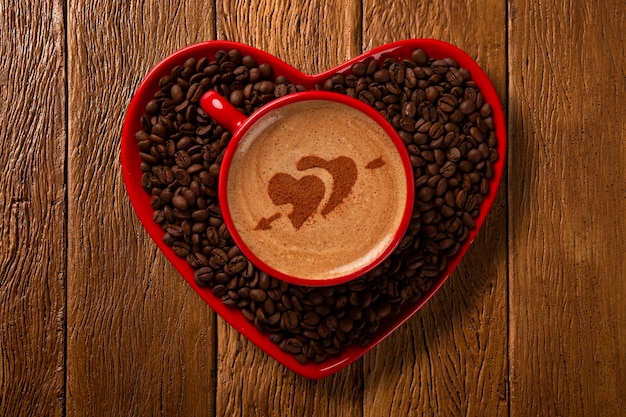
201,90,415,286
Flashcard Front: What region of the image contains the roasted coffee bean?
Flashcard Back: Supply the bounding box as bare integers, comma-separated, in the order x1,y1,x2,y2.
429,122,444,139
170,195,188,210
455,189,467,208
439,161,456,178
359,90,375,106
280,337,303,354
229,89,244,107
462,211,476,228
466,148,482,164
171,241,190,257
187,252,209,268
373,69,390,83
438,94,458,112
402,101,417,118
400,117,416,132
170,84,185,103
186,83,204,103
302,311,321,327
282,310,299,332
209,248,228,268
459,99,476,115
194,267,214,287
431,59,449,74
412,48,428,65
250,288,267,303
425,86,440,102
458,160,474,173
366,59,378,75
480,178,490,195
417,186,434,202
228,255,247,274
351,62,367,77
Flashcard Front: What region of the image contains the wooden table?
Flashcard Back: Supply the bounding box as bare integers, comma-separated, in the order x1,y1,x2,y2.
2,1,625,416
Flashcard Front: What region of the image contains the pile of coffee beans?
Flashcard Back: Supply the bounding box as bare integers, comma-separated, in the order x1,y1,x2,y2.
136,47,498,364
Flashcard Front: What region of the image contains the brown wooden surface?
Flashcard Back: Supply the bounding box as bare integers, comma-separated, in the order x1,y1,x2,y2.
508,1,626,416
1,2,66,416
1,0,625,416
65,2,217,416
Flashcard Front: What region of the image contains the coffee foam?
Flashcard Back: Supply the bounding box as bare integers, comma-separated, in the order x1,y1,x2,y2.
225,100,408,281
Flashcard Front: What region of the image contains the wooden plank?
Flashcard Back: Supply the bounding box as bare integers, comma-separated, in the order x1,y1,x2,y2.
65,2,217,416
508,1,626,416
361,1,509,416
215,1,364,416
216,329,364,417
0,2,66,416
218,0,362,74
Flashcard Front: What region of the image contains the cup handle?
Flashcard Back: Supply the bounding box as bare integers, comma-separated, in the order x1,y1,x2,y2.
199,90,247,133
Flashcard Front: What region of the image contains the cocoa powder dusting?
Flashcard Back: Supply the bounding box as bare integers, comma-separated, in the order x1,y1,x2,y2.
254,212,281,230
257,155,359,230
297,155,357,216
366,156,385,169
265,173,325,229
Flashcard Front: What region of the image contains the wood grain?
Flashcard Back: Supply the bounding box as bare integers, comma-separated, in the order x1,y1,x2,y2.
66,2,217,416
215,2,364,416
362,1,509,416
216,326,363,417
218,0,362,74
0,1,66,416
509,0,626,416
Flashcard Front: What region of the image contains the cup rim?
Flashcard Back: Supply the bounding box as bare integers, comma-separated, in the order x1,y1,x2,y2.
218,90,415,286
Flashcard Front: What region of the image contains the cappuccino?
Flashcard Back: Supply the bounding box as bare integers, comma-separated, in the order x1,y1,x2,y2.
223,99,410,281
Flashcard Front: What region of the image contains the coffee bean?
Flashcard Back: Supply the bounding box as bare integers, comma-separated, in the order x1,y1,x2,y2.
462,211,476,228
171,195,189,210
459,99,476,115
431,59,449,74
425,86,440,102
280,337,303,354
194,267,214,287
170,84,185,103
439,161,456,178
250,288,267,303
350,62,367,77
438,94,458,112
282,310,299,332
358,90,375,106
458,160,474,174
373,69,390,83
228,255,247,274
417,186,434,202
209,248,228,268
187,252,209,268
339,318,354,333
411,49,428,65
170,240,189,257
469,126,483,143
366,59,378,75
186,83,204,103
399,117,416,132
455,189,467,208
429,122,444,139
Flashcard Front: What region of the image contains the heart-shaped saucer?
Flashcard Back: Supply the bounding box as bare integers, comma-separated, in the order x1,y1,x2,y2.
121,39,506,379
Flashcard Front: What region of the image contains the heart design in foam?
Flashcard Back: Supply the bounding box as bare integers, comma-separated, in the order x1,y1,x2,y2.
121,39,506,379
263,155,361,230
266,172,325,229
